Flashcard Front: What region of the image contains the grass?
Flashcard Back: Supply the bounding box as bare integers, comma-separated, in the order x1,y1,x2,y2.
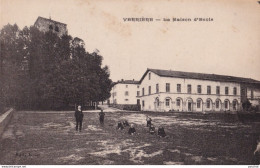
0,111,259,165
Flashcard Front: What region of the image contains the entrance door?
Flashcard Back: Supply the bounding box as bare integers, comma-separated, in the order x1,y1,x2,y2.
188,102,192,111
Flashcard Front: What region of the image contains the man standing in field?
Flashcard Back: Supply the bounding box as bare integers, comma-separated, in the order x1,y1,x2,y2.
75,105,84,132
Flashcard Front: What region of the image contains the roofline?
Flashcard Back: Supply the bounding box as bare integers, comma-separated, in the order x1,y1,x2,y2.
34,16,67,27
139,68,260,85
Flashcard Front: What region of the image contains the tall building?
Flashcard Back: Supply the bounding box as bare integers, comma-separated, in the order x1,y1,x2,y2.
34,16,68,37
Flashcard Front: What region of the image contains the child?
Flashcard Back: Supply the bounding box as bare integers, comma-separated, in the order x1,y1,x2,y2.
117,121,124,130
146,116,152,127
99,109,105,125
123,120,129,127
158,126,166,138
149,124,155,135
128,124,136,135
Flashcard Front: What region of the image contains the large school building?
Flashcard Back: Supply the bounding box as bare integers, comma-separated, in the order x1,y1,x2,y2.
110,68,260,112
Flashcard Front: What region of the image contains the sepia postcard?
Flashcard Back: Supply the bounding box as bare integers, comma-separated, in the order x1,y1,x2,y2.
0,0,260,167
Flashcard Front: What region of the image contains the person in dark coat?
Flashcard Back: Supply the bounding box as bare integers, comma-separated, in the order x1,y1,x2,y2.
123,120,129,127
99,109,105,125
75,105,84,132
128,124,136,135
117,121,124,130
146,116,152,127
253,137,260,165
149,124,155,135
158,126,166,138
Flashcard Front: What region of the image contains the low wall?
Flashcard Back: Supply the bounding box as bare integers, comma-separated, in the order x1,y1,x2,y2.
0,108,14,136
110,104,141,111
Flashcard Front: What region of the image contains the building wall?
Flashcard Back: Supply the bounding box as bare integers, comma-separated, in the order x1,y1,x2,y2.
247,87,260,106
140,71,242,112
110,83,140,105
34,17,67,37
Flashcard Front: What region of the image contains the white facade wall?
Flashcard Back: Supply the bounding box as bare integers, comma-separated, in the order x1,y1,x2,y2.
140,71,241,112
110,83,140,105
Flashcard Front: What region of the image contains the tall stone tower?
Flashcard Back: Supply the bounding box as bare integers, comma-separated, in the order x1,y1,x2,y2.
34,16,68,37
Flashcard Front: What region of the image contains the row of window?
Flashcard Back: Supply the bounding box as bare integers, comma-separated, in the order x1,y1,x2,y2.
141,84,238,96
143,99,237,110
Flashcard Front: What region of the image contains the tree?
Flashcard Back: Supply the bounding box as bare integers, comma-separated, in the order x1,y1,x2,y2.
0,23,113,110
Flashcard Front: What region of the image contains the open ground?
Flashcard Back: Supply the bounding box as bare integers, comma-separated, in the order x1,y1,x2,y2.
0,111,259,165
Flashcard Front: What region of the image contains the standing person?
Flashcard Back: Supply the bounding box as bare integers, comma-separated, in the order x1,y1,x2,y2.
253,137,260,165
99,109,105,125
146,116,152,127
75,105,84,132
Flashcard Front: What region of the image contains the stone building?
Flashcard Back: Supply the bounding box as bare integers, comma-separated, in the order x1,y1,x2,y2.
139,69,260,112
110,79,140,105
34,16,68,37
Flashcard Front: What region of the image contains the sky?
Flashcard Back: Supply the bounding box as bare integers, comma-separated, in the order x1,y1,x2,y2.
1,0,260,82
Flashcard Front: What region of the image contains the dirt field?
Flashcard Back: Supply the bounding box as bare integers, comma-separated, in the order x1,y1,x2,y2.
0,111,259,165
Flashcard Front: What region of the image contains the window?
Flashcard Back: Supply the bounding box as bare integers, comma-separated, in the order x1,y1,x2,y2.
149,73,151,80
197,85,201,94
207,86,211,95
225,100,229,109
137,85,139,88
142,88,145,96
216,86,220,95
55,26,59,32
207,100,210,108
177,84,181,93
142,100,145,107
125,91,129,96
197,100,201,108
233,87,237,95
125,99,129,101
126,85,128,88
216,100,219,108
166,83,170,92
49,25,53,30
165,98,170,106
137,91,140,96
156,84,159,93
176,99,180,106
149,86,151,95
225,87,229,95
187,84,191,94
251,90,254,99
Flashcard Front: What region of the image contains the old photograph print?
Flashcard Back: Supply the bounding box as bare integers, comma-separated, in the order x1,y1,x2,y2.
0,0,260,165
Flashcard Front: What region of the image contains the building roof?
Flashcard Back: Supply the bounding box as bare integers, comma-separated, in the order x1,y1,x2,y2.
113,80,140,85
34,16,67,26
140,68,260,84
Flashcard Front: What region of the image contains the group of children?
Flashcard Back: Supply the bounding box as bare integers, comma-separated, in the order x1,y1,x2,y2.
116,115,167,137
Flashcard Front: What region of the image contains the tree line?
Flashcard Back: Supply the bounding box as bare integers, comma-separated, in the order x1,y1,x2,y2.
0,24,112,111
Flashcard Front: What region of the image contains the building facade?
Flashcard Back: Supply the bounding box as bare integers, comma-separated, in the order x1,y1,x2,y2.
138,69,260,112
110,80,140,105
34,16,68,37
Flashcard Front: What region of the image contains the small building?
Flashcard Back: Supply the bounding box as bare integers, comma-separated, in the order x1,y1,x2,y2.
34,16,68,37
110,79,140,109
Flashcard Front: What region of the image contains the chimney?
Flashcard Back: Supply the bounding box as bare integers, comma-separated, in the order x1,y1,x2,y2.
133,79,134,81
121,79,124,82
